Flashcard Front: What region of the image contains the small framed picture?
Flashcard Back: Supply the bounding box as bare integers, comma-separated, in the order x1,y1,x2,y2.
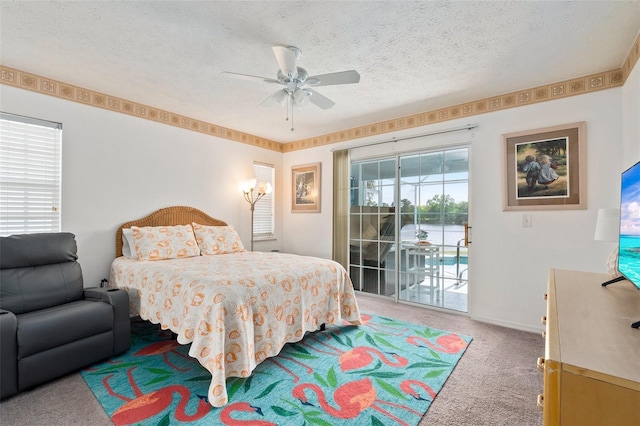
291,162,321,213
502,122,586,211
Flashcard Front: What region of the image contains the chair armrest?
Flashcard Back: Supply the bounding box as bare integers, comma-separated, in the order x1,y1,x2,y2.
83,287,131,355
84,286,125,304
0,309,18,399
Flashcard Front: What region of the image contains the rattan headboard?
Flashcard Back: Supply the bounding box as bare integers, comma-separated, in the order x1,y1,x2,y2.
115,206,227,257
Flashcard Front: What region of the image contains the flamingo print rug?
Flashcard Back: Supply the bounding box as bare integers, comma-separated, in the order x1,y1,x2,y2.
81,314,471,425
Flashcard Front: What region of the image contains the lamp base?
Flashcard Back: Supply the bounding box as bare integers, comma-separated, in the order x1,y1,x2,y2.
606,247,618,277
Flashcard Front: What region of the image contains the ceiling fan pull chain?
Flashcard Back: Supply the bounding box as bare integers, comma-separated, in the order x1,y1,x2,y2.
290,95,294,131
285,94,290,122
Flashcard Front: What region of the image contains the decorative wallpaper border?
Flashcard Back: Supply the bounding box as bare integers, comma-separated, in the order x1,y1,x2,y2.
1,33,638,153
0,65,284,153
283,69,625,152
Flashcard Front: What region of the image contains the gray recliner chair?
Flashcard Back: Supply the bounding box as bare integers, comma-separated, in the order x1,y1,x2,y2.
0,232,130,399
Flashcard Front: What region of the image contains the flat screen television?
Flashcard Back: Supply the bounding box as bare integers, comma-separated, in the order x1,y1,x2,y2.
618,160,640,290
609,160,640,328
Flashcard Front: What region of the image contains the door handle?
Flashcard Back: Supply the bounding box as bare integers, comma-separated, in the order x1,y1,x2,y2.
464,223,472,245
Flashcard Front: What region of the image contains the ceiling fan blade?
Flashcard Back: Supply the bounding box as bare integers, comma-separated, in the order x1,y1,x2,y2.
260,89,289,107
272,46,298,79
306,88,335,110
307,70,360,86
221,71,281,85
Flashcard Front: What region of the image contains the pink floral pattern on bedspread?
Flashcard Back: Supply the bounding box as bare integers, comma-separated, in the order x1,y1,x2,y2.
109,251,361,407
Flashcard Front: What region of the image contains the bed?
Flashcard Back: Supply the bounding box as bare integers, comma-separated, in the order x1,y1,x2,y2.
109,206,361,407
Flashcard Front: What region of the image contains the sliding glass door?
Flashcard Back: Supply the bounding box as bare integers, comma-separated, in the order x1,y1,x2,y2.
348,158,397,296
349,146,469,312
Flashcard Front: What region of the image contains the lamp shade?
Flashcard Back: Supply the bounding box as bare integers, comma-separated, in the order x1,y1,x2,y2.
241,179,257,193
259,182,273,195
594,208,620,242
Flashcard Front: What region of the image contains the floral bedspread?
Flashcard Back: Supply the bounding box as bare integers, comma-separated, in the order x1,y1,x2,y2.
109,251,361,407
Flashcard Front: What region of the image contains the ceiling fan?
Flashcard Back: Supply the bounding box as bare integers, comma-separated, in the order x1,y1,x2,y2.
222,46,360,130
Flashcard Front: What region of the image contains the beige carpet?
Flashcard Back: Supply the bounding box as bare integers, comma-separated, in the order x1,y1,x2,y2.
0,293,543,426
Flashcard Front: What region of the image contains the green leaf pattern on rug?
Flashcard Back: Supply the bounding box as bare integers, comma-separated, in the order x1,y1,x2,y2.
226,377,244,400
271,405,297,417
373,334,403,351
326,366,338,388
375,377,410,401
255,380,283,399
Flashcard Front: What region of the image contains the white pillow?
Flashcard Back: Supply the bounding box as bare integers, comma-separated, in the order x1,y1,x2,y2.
121,228,137,258
192,223,246,255
131,224,200,261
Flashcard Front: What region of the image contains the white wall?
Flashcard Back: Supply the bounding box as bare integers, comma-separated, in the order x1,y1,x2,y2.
0,85,283,287
465,90,623,331
281,146,335,258
282,88,625,332
622,59,640,167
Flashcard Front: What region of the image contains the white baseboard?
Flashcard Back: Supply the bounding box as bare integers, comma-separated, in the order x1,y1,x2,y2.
470,315,544,334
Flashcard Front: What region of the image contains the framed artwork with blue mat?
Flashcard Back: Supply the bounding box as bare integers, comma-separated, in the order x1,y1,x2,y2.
82,313,472,425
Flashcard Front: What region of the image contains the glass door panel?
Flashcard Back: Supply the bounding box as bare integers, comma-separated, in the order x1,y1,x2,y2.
349,160,397,296
398,148,468,310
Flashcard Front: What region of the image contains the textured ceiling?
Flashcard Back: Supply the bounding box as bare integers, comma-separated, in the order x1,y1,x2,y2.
1,1,639,143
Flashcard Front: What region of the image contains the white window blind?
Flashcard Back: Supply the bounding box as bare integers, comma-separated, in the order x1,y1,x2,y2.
253,162,274,239
0,112,62,236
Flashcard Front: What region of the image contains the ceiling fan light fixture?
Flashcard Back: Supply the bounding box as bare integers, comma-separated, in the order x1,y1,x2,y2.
293,88,308,104
273,89,289,106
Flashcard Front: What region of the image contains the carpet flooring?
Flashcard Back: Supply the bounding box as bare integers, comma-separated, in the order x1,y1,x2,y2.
0,293,544,425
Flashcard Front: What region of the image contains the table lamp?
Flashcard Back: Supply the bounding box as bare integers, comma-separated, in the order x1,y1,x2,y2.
594,208,620,277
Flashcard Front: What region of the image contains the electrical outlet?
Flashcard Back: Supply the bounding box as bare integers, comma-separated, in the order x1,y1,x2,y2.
522,214,533,228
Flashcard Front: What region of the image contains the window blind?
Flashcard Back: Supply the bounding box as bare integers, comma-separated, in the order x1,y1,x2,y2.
0,112,62,236
253,162,274,239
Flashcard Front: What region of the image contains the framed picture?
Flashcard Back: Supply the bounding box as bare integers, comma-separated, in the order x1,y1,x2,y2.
502,122,586,211
292,162,321,213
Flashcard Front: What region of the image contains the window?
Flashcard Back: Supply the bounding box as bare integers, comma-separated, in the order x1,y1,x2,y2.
253,162,274,239
0,112,62,236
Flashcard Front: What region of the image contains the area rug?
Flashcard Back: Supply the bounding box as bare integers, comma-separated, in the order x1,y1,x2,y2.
82,313,472,425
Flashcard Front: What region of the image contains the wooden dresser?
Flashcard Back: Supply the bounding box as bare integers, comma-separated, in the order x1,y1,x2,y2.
539,269,640,425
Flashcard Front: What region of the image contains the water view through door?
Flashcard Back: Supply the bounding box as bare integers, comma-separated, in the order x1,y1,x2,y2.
349,147,469,312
